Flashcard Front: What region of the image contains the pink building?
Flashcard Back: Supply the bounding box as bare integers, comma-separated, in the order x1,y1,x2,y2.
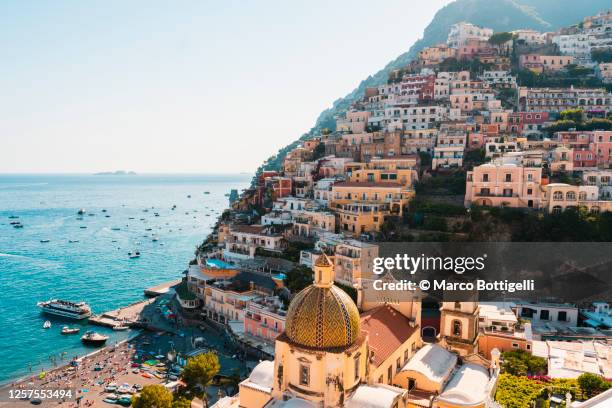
556,131,612,169
465,159,543,208
243,296,287,344
518,54,575,72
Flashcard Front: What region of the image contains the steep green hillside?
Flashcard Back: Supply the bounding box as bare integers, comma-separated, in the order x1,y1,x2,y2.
257,0,610,174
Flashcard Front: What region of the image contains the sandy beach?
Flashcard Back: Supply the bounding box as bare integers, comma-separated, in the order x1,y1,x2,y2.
0,334,171,407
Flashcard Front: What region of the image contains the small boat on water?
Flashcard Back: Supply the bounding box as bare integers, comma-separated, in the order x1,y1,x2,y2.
152,236,159,242
43,320,51,329
77,209,86,215
37,299,92,320
8,215,19,219
61,326,80,335
128,251,141,259
80,226,87,229
68,240,79,243
204,191,210,194
13,223,24,228
113,325,129,331
40,239,50,243
111,227,121,231
187,195,191,198
81,331,109,346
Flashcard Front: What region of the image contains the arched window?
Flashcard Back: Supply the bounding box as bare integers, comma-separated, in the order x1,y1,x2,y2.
452,320,462,337
591,206,600,214
553,191,563,201
566,191,576,201
579,192,587,201
552,205,563,214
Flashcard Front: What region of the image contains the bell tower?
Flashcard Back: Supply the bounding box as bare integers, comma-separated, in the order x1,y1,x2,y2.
438,300,480,356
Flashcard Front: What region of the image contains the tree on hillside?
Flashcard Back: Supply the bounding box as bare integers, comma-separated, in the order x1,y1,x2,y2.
182,352,221,403
560,109,584,123
488,32,513,45
132,385,173,408
172,397,192,408
285,264,313,293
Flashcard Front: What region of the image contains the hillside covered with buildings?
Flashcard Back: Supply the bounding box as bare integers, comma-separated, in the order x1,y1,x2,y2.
172,9,612,408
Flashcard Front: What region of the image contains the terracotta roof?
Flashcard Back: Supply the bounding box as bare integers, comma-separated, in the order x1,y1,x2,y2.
333,181,403,188
360,305,418,367
230,224,267,234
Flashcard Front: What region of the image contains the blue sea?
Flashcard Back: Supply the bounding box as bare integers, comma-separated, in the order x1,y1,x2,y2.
0,173,251,384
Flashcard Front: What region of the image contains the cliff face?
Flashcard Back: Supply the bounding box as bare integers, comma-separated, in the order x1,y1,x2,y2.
257,0,610,173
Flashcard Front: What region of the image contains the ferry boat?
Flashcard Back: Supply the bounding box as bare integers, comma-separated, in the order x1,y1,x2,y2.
77,209,86,215
37,299,92,320
81,331,109,346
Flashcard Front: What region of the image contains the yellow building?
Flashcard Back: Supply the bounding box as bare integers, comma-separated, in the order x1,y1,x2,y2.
330,181,414,237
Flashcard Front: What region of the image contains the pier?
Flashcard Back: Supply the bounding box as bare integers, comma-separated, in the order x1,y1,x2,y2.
88,298,155,328
144,279,181,297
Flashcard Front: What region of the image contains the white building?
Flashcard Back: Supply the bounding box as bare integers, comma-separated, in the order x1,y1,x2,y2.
480,71,517,88
447,22,493,48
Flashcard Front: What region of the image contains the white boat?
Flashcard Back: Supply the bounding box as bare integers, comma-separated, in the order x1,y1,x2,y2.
37,299,92,320
61,326,80,335
43,320,51,329
128,251,140,259
81,331,109,346
113,325,129,331
40,239,50,243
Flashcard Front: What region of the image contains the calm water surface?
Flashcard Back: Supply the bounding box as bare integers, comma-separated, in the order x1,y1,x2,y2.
0,174,250,384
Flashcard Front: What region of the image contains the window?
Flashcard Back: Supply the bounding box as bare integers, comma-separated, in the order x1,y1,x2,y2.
404,349,409,364
452,320,462,337
512,343,519,348
299,364,310,386
505,174,512,182
396,358,401,373
527,188,533,195
566,191,576,201
558,311,567,322
482,174,489,182
354,355,360,380
553,191,563,201
540,310,550,321
454,301,461,310
387,366,392,385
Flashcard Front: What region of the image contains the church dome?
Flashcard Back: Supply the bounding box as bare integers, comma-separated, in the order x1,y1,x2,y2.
285,283,360,350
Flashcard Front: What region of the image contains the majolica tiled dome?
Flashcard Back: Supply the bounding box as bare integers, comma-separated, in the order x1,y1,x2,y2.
285,283,360,350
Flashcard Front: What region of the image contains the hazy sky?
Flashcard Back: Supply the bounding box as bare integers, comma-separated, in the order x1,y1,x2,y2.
0,1,451,174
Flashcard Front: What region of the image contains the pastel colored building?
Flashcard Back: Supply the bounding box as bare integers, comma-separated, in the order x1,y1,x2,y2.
333,239,378,286
447,22,493,48
330,181,414,236
519,87,612,115
243,296,287,344
465,159,543,208
224,224,286,260
418,44,456,66
518,54,575,73
542,183,612,214
337,110,371,134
